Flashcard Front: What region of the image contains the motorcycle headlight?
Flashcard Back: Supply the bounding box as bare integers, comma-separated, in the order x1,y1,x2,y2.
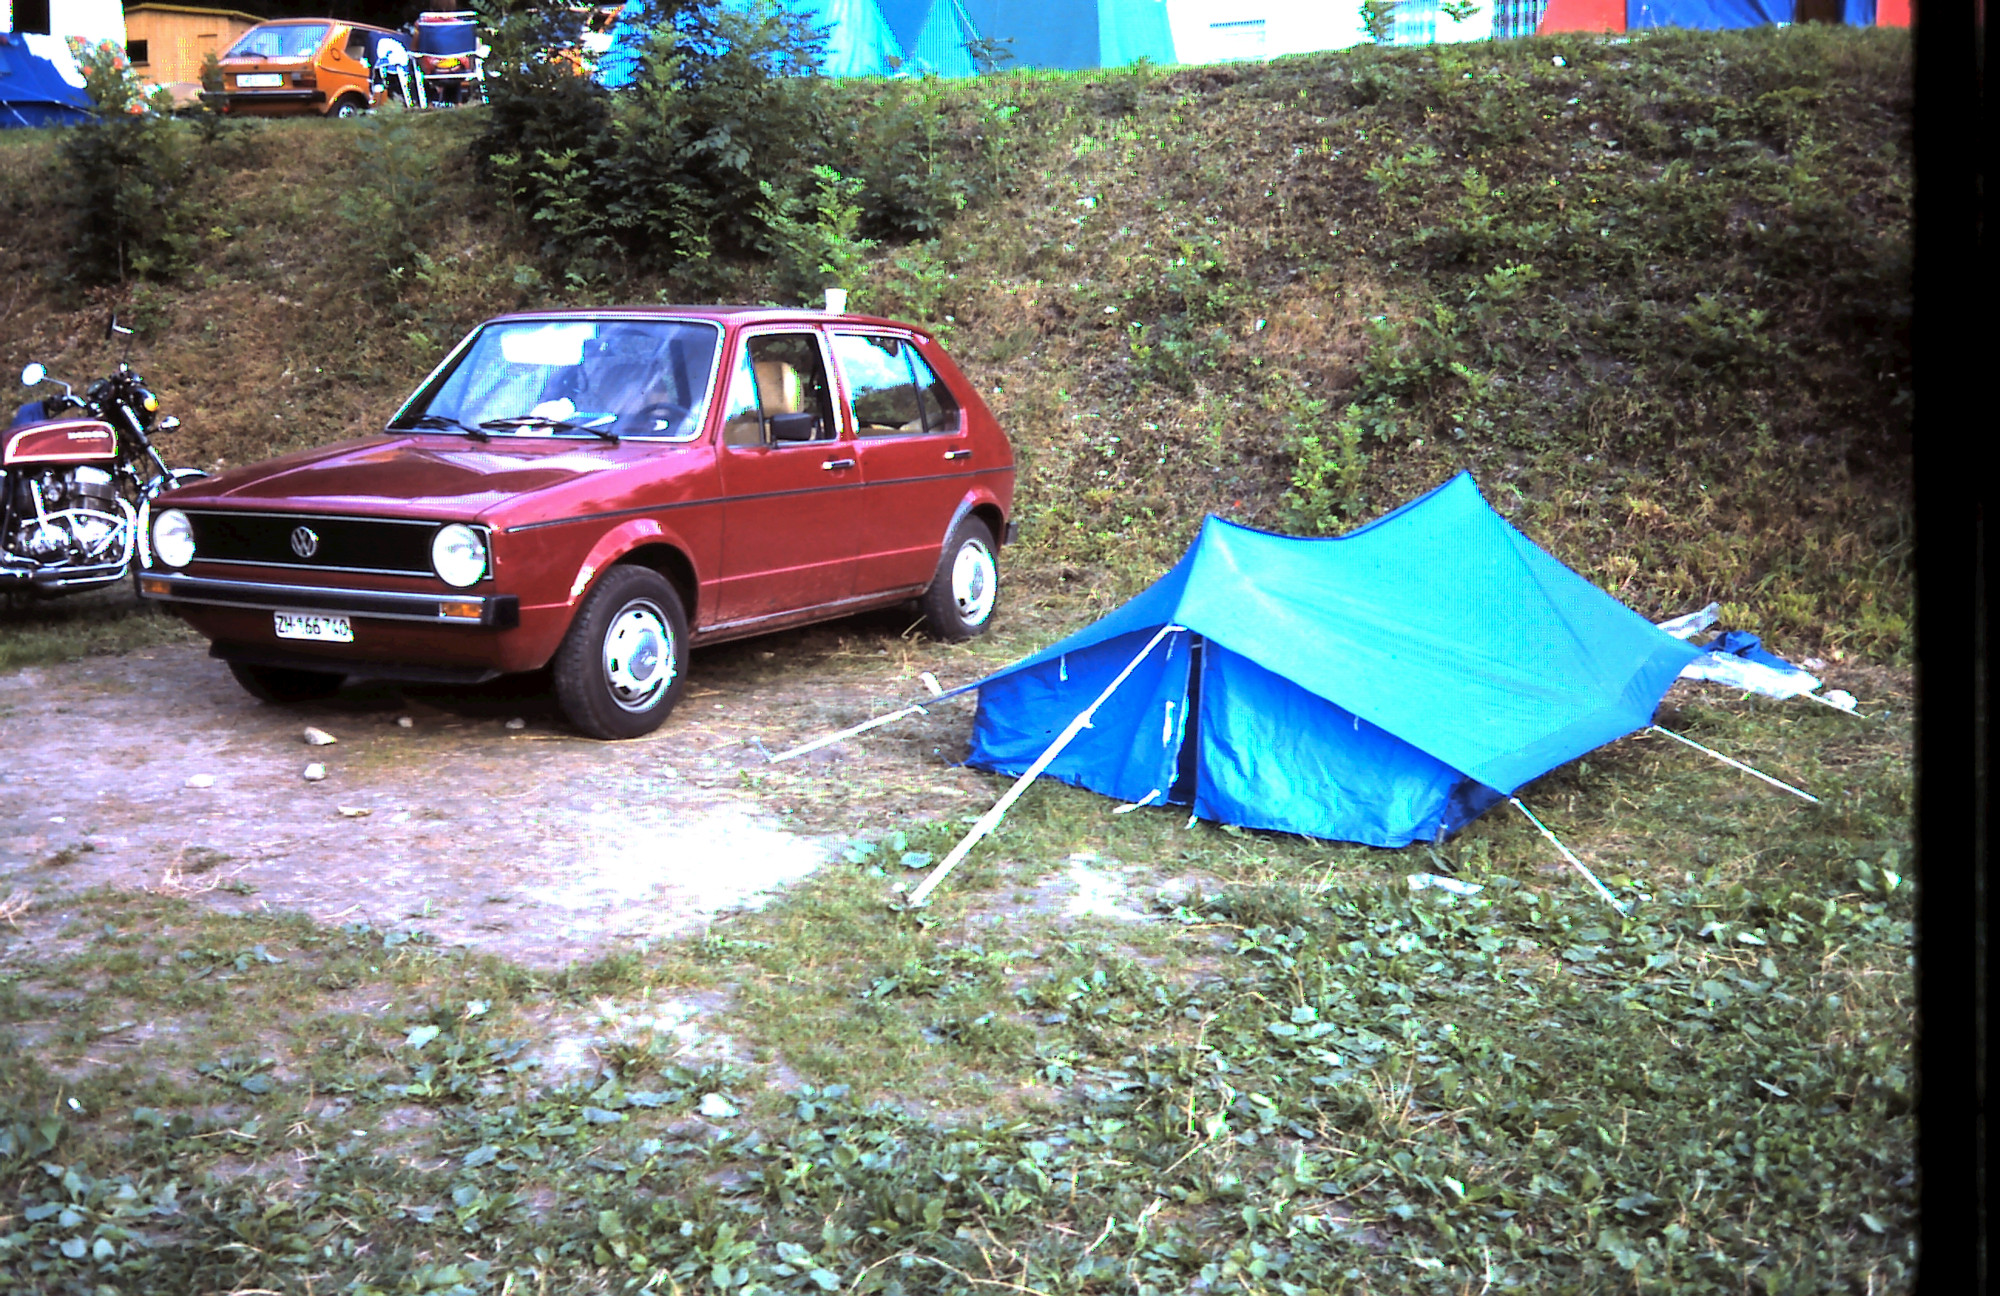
431,523,488,588
152,508,195,568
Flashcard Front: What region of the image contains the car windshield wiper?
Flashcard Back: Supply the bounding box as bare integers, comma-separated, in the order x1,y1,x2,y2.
404,413,490,441
479,414,621,444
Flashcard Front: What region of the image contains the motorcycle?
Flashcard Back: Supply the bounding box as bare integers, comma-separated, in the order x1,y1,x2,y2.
3,316,207,604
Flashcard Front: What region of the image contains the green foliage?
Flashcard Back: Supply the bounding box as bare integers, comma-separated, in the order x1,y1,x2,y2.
58,43,196,282
839,78,973,240
1284,398,1370,531
475,0,830,280
1362,0,1400,44
337,113,444,299
760,165,877,304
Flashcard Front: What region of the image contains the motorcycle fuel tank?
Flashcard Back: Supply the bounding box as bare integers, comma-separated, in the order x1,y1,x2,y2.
3,418,118,468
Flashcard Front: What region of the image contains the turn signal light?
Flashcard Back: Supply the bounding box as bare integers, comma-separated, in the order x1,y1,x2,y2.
139,577,170,596
439,600,482,621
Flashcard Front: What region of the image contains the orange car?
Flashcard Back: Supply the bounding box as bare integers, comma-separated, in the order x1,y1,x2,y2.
207,18,411,119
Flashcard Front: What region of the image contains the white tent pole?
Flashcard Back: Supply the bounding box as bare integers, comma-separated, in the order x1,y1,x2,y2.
767,672,951,763
768,704,928,763
908,624,1186,908
1509,797,1627,914
1648,725,1820,804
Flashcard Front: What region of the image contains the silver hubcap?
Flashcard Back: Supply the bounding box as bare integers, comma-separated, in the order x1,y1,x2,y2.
951,540,996,625
602,599,675,712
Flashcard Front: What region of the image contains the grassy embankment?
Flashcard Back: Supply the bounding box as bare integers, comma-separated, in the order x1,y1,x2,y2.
1,26,1913,1295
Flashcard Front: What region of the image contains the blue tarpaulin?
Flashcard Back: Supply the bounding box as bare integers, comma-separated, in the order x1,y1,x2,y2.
1630,0,1790,27
1629,0,1879,25
0,32,92,130
949,472,1702,848
598,0,1175,83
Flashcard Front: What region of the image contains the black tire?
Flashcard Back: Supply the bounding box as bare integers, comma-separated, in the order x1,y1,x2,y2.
330,97,366,120
552,565,689,740
919,517,999,642
229,662,344,705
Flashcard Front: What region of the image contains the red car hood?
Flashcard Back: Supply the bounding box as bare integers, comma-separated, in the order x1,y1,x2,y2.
163,435,680,522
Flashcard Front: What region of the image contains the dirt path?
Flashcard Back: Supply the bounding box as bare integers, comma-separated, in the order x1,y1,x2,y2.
0,621,1006,967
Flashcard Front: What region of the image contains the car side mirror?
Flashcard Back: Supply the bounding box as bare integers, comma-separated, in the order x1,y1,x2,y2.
768,412,819,443
21,363,45,387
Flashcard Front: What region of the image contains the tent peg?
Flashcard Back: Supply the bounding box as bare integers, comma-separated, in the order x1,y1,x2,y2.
1509,797,1627,915
908,625,1186,907
1647,725,1820,804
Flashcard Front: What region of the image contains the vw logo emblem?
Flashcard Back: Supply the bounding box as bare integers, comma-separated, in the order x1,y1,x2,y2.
290,526,320,559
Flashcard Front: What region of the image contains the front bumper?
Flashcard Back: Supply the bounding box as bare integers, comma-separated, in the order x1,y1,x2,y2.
137,571,519,628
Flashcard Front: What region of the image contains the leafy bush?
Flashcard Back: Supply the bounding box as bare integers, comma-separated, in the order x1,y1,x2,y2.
475,0,829,282
58,42,195,282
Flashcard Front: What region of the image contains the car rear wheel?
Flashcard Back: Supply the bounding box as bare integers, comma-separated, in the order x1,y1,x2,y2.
920,517,999,641
228,662,345,705
330,97,365,119
553,565,689,740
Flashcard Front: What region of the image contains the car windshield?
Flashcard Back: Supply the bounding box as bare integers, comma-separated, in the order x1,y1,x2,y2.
226,23,330,59
394,319,722,441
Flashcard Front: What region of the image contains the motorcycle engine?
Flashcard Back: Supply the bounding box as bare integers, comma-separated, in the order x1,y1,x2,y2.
8,467,126,565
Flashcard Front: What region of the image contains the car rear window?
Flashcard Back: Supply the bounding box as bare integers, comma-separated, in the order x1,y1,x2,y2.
226,24,330,59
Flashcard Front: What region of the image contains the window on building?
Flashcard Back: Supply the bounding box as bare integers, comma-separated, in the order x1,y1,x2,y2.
128,40,151,65
16,0,52,36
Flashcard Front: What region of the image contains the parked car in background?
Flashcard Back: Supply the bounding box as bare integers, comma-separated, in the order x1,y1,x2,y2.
138,307,1017,739
207,18,409,118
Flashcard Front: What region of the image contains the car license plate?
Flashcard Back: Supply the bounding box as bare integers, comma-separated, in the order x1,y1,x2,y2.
274,612,353,643
237,73,283,88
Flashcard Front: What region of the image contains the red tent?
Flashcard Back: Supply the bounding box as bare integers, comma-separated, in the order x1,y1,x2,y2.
1538,0,1910,32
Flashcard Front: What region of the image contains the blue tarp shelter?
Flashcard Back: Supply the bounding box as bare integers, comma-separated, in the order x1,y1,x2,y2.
596,0,1175,83
0,32,93,129
950,473,1702,848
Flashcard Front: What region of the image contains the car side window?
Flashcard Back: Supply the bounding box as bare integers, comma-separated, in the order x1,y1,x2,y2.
832,334,924,438
721,333,837,447
910,349,961,433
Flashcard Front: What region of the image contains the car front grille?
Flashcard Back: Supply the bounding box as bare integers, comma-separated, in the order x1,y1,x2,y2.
185,510,441,577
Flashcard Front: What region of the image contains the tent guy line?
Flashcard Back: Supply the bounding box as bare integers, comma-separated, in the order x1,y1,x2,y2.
1647,725,1820,804
906,623,1186,908
767,671,946,764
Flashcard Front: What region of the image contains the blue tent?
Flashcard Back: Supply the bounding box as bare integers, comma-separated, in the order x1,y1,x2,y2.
0,32,93,129
598,0,1175,83
951,473,1703,848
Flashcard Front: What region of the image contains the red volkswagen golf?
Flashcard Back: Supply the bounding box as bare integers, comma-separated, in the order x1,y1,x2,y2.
138,307,1016,738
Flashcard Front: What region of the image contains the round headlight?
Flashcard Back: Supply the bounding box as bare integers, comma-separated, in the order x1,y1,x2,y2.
152,508,195,568
432,523,488,588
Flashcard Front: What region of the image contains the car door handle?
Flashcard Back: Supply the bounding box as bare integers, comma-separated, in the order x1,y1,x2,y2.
821,457,856,471
943,448,972,461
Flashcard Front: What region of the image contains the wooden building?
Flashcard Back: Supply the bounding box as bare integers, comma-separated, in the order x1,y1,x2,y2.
123,3,264,89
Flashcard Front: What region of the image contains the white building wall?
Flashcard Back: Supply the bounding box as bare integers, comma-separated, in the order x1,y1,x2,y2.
1167,0,1496,64
1,0,127,44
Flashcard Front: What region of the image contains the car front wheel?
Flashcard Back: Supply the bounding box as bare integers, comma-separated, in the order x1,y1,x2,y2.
920,517,999,641
553,566,689,739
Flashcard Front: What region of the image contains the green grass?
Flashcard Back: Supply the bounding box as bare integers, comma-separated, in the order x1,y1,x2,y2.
0,592,198,671
1,686,1913,1293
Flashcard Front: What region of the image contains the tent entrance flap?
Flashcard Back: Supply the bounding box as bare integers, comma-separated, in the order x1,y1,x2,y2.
1168,634,1204,806
963,626,1196,809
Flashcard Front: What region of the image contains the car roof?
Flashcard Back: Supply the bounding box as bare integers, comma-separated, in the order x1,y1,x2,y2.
481,306,933,335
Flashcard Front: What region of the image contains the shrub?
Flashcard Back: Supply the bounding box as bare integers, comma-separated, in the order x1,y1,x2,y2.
58,41,195,282
474,0,829,279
